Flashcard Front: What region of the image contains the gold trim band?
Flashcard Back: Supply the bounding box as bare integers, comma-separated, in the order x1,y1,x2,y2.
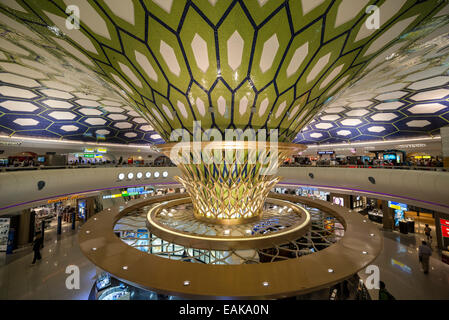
146,196,311,250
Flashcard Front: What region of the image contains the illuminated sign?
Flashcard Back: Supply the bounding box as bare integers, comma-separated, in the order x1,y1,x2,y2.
84,154,94,158
388,201,408,211
47,195,81,204
84,148,95,153
94,154,103,158
97,148,107,153
396,144,426,148
102,187,153,199
317,151,334,155
383,154,396,160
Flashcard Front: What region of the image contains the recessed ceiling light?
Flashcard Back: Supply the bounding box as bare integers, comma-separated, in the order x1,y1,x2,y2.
122,266,128,270
362,251,367,254
183,280,190,286
92,247,97,251
328,268,334,273
370,233,375,237
118,173,125,180
85,230,90,234
262,281,269,287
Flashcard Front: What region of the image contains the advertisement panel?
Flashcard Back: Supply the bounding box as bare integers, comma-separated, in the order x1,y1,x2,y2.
0,218,10,252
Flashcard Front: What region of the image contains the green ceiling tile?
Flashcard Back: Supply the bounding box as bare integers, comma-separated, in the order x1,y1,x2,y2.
192,0,231,25
244,0,283,26
153,91,183,130
323,0,373,43
251,83,276,127
279,93,308,138
355,2,438,63
276,19,321,93
146,99,172,132
295,33,346,98
98,0,147,41
233,80,255,128
168,86,196,133
100,47,143,101
180,7,217,90
188,81,213,129
142,0,186,31
289,0,330,33
250,7,291,90
209,80,232,128
147,15,191,93
217,2,254,89
266,86,294,129
309,49,358,101
343,0,414,55
120,30,169,96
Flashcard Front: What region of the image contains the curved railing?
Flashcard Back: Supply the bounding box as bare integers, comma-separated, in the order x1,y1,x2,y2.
280,164,447,171
1,166,448,216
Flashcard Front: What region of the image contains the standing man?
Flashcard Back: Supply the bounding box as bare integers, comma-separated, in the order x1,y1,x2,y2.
424,224,432,242
418,241,432,274
31,233,43,265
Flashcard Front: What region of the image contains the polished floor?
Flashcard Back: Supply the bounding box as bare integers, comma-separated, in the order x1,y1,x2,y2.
0,222,96,300
0,220,448,300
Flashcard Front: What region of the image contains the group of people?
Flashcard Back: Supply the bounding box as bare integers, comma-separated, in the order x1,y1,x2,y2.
283,157,444,168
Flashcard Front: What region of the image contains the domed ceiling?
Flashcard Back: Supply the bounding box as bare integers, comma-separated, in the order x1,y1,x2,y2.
0,0,448,145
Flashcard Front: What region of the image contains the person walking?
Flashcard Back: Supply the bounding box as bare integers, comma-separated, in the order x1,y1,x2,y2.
424,224,432,242
378,281,395,300
31,233,43,265
419,241,432,274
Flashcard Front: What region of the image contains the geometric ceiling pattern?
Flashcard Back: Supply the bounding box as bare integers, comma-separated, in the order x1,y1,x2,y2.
0,52,163,144
295,7,449,144
0,0,447,146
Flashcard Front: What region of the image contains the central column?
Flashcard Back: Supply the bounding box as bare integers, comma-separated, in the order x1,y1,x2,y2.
158,141,304,225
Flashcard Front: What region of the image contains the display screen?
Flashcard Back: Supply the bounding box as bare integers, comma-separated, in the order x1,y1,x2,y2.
388,201,408,211
383,154,396,160
394,209,404,226
37,156,45,162
83,148,95,153
333,197,344,206
442,225,449,238
441,219,449,238
78,200,86,220
0,218,10,252
317,151,334,155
